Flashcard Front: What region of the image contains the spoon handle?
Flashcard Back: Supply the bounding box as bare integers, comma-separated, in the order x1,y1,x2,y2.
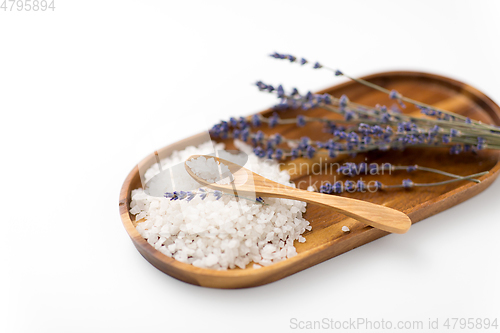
256,184,411,234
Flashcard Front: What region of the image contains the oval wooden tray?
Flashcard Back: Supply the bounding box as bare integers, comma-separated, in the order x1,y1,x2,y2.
119,71,500,289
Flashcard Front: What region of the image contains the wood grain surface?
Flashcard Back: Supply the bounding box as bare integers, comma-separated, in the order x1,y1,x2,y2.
119,71,500,289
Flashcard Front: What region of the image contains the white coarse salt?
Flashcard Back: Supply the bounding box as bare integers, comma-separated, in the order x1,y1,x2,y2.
342,225,350,232
186,156,232,185
130,140,311,270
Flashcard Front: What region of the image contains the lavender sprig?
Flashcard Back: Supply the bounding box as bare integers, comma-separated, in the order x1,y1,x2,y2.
164,189,266,205
319,171,488,194
269,52,500,133
336,163,488,183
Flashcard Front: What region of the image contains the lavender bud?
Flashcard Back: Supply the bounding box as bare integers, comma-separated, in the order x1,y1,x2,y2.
389,90,400,100
339,94,349,107
313,62,323,69
356,180,366,192
273,133,283,145
277,85,285,98
402,179,414,188
252,114,261,127
306,145,316,158
296,115,307,127
322,94,332,104
450,128,460,137
274,148,283,160
407,165,417,172
333,182,343,194
269,112,279,128
345,180,355,192
253,147,265,158
255,81,267,91
241,128,250,141
320,182,332,194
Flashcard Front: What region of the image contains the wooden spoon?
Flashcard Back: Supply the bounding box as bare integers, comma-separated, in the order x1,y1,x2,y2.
185,154,412,234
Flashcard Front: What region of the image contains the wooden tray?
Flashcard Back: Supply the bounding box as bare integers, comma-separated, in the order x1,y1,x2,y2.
119,71,500,289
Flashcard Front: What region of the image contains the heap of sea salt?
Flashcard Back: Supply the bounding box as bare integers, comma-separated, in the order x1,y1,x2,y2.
186,156,231,185
129,140,311,270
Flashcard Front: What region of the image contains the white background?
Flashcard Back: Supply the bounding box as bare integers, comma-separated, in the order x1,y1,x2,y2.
1,1,499,332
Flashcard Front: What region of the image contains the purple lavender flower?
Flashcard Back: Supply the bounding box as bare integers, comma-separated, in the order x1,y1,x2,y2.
450,128,460,137
255,130,264,143
356,180,366,192
291,148,300,159
402,179,414,188
241,128,250,141
449,144,463,155
299,136,310,149
389,90,400,100
296,115,307,127
407,165,417,172
277,85,285,98
232,129,241,140
273,133,283,145
339,94,349,107
305,145,316,158
345,180,355,192
186,192,196,201
252,114,261,127
213,191,223,200
269,112,279,128
332,182,343,194
344,111,355,121
229,117,238,127
322,94,332,104
334,69,343,76
253,146,265,158
313,62,323,69
305,91,314,102
320,182,332,194
255,81,267,91
274,148,283,160
300,58,307,65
